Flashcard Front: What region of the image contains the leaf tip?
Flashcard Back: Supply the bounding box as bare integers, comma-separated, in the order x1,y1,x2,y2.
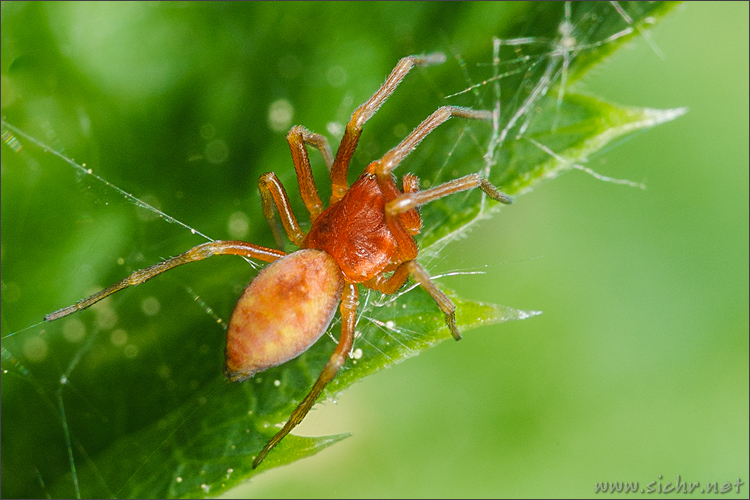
641,106,689,127
479,302,543,327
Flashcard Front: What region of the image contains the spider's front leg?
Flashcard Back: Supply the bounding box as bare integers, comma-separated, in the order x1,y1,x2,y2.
261,126,333,248
386,173,514,216
366,103,512,340
330,53,447,203
258,172,306,248
376,105,493,176
370,104,513,213
286,125,333,221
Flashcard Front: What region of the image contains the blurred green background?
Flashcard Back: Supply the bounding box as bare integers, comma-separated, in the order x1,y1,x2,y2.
2,2,747,498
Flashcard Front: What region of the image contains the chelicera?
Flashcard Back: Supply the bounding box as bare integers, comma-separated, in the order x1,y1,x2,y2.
45,53,513,468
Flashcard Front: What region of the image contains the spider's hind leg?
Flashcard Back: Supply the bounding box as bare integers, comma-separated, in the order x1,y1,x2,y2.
45,241,285,322
252,282,359,468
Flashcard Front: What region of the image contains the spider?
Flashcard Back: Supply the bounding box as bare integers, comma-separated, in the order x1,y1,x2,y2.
44,53,513,469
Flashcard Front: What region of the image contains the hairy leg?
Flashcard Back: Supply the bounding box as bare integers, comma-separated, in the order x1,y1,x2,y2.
386,173,513,216
45,241,285,321
330,53,446,203
286,125,333,220
258,172,306,247
252,282,358,468
366,260,461,341
374,105,492,177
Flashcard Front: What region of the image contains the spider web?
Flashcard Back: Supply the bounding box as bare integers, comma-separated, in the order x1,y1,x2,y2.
1,3,673,497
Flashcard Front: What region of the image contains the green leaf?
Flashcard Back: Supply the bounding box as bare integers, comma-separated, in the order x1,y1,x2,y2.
2,2,683,498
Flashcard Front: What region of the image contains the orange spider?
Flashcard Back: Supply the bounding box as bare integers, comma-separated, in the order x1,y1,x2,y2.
45,53,513,468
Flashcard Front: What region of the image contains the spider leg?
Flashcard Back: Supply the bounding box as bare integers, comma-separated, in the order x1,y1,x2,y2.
252,282,358,469
364,262,412,293
374,105,493,177
259,172,306,247
289,125,334,171
330,53,446,203
402,173,420,193
366,260,461,341
386,173,513,216
287,126,333,221
44,241,285,321
399,173,422,235
406,260,461,340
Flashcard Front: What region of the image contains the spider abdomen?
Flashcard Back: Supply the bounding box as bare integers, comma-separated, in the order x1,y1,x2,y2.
223,249,344,382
